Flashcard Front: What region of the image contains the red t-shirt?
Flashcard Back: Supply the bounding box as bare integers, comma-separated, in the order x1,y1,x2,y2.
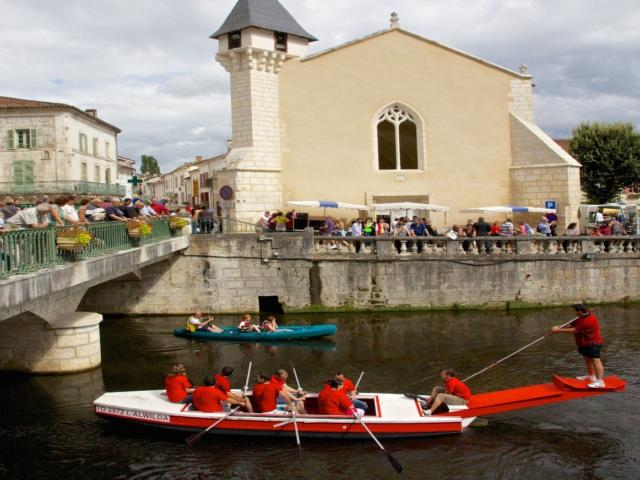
192,386,228,413
164,374,192,403
214,374,232,393
270,375,286,390
445,377,472,401
318,388,353,415
339,378,356,395
572,314,603,347
252,382,280,412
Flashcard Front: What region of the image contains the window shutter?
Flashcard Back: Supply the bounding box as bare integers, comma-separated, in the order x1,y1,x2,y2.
79,132,82,151
13,161,24,184
7,130,14,150
24,161,34,184
30,129,37,149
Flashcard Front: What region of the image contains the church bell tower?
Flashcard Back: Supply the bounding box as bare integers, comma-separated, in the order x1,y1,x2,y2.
211,0,317,222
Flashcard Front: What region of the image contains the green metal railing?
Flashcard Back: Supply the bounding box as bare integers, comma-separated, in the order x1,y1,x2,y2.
1,218,177,278
0,181,126,196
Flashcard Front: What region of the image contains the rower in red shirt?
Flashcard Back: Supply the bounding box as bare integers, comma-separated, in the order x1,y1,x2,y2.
319,380,356,415
214,366,254,412
423,369,471,415
164,364,193,403
552,304,605,388
192,378,229,412
252,373,281,413
270,369,306,413
193,377,254,413
335,369,368,412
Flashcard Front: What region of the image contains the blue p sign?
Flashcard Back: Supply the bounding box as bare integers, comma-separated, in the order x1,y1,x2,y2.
545,201,556,209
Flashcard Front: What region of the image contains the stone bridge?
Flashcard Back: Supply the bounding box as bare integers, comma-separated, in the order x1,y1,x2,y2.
0,233,189,374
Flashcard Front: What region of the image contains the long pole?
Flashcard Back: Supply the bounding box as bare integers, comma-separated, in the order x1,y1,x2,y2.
291,366,303,450
243,361,252,397
462,316,579,383
356,415,402,474
354,371,365,390
185,406,241,446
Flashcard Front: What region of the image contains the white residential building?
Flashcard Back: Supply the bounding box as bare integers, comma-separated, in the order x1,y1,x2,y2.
0,96,124,201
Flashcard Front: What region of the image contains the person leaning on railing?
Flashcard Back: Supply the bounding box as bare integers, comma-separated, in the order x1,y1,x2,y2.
6,203,52,228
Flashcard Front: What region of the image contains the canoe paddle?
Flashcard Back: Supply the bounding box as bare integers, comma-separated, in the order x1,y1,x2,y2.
354,371,365,390
355,415,402,474
462,315,580,383
291,366,303,450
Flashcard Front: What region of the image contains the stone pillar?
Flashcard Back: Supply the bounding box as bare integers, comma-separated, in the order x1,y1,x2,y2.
0,312,103,374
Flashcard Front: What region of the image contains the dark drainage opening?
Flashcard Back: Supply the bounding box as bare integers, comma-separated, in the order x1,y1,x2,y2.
259,296,284,314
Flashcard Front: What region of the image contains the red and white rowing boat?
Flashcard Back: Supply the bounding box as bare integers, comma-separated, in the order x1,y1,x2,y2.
94,375,625,439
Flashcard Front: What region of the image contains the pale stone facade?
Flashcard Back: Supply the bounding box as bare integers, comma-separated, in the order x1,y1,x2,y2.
0,98,124,200
204,2,582,227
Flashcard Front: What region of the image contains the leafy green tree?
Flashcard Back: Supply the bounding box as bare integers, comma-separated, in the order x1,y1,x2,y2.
140,155,161,176
570,122,640,203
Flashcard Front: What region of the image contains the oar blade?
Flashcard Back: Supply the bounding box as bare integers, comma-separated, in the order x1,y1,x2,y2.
385,450,403,474
185,429,206,447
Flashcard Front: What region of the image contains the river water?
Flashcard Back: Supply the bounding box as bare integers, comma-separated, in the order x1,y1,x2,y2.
0,305,638,479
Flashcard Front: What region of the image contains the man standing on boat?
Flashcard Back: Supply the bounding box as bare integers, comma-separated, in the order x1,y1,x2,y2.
423,369,471,415
551,304,605,388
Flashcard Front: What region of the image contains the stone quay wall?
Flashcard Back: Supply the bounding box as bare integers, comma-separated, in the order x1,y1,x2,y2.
79,233,640,314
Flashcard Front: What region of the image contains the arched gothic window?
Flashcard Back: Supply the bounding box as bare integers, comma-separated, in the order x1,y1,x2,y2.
375,104,421,171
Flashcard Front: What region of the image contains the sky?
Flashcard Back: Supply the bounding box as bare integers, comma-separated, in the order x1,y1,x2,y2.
1,0,638,173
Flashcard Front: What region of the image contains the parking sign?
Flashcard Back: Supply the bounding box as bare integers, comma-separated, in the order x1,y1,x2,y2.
545,200,556,210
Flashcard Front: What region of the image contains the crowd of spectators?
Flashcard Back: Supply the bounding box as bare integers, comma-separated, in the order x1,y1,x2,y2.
0,195,179,231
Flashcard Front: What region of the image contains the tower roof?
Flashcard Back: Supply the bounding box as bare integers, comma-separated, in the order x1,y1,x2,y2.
210,0,317,42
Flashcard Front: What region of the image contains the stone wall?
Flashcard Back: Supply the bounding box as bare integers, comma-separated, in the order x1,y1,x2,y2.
80,235,640,314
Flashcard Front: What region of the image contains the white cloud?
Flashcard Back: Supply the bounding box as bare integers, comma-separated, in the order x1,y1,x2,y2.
0,0,638,172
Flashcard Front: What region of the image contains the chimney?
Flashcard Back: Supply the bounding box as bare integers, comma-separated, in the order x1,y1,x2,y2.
85,109,97,117
195,155,203,162
227,139,233,152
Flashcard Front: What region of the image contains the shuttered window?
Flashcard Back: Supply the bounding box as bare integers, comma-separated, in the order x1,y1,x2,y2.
78,133,88,153
105,168,111,184
93,138,99,157
12,160,34,184
95,165,100,182
6,129,37,149
81,163,88,181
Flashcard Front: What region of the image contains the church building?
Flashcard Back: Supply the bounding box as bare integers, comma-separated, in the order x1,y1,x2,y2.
209,0,581,227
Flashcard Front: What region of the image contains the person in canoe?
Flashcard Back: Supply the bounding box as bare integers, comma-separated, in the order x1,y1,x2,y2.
193,376,253,413
261,315,278,333
214,366,254,413
187,310,223,333
319,379,362,416
164,363,194,404
335,370,368,412
238,314,261,333
423,369,472,415
271,369,306,414
551,304,605,389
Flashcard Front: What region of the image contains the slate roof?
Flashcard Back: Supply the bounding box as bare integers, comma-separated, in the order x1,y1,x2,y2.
211,0,317,42
0,96,121,133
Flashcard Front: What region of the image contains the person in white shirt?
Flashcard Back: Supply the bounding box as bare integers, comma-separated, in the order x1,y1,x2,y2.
595,211,604,224
7,204,51,228
61,195,80,223
141,201,158,217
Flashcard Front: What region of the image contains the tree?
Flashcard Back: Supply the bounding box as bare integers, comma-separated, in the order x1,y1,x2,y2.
570,122,640,203
140,155,161,176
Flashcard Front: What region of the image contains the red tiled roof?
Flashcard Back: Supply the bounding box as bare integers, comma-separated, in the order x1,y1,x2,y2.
0,95,121,133
554,139,571,154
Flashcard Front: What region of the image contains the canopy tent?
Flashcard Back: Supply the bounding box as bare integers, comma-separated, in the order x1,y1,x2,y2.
287,200,368,211
371,202,451,212
460,205,557,214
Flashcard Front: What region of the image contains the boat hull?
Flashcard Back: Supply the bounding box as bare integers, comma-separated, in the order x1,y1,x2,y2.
173,325,337,342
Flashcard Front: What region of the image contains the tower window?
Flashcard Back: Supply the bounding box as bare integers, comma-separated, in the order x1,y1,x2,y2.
375,104,422,171
228,30,242,49
275,32,288,52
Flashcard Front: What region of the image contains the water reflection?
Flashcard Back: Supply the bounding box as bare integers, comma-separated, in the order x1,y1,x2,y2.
0,305,638,479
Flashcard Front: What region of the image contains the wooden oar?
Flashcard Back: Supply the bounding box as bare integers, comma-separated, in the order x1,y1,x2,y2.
291,366,303,449
185,406,241,446
355,415,402,474
462,316,580,383
354,371,365,390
